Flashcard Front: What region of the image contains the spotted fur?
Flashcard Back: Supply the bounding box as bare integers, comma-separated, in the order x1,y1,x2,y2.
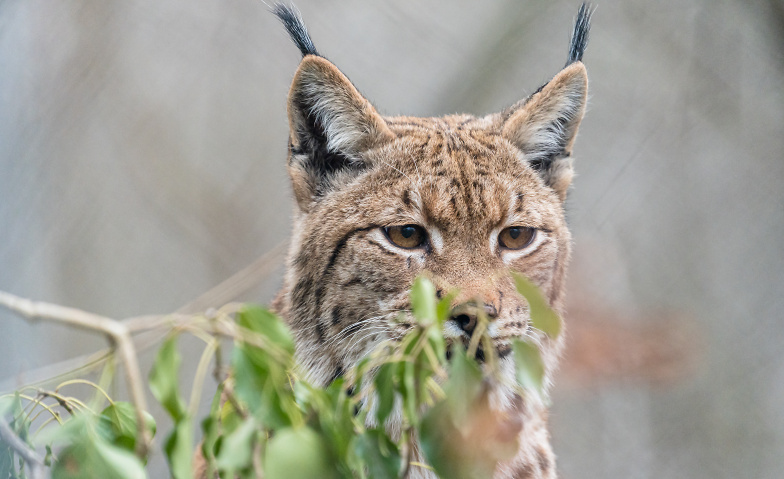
270,4,592,479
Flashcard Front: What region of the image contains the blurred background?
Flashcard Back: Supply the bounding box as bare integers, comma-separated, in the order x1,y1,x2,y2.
1,0,783,477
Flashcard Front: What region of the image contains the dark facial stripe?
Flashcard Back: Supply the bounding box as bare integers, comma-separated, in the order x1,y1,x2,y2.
401,189,412,206
315,320,326,341
312,226,378,314
323,226,377,278
331,306,342,325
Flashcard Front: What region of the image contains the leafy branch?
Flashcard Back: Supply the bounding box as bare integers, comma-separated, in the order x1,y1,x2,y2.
0,291,151,458
0,274,561,478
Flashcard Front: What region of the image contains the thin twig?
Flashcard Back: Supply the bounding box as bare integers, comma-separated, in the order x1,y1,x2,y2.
466,313,489,360
10,393,63,425
0,349,114,395
188,341,218,417
0,242,285,392
0,244,288,458
56,379,115,406
212,321,226,384
0,416,46,479
0,291,151,458
38,390,77,415
252,433,265,479
399,426,415,478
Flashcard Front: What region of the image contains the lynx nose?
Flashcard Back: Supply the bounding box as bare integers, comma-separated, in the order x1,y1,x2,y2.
450,302,498,336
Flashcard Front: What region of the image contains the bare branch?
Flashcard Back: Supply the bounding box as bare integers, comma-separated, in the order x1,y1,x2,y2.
0,291,151,458
0,242,289,458
0,244,286,392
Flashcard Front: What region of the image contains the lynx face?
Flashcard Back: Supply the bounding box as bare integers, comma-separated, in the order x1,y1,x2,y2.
271,4,591,477
281,106,579,387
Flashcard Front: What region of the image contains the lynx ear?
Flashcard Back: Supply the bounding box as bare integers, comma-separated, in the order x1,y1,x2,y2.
502,62,588,201
286,56,395,210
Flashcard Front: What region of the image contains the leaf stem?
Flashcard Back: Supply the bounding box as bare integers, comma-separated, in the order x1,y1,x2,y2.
56,379,115,406
189,340,218,417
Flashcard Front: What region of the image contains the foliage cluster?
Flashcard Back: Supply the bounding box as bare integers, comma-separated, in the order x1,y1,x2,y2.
0,274,560,478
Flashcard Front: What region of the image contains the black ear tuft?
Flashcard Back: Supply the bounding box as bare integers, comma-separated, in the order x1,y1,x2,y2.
566,3,594,67
272,3,319,57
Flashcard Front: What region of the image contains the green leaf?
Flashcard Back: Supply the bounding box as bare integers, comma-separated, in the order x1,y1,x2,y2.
2,393,32,477
232,345,295,429
44,444,54,466
444,343,483,428
99,402,156,452
410,276,437,325
0,394,16,417
148,335,187,422
511,339,546,395
264,427,337,479
319,379,355,462
216,417,257,473
164,419,193,479
232,307,301,429
36,413,89,447
0,436,14,478
414,352,433,405
199,416,219,476
210,382,224,416
436,289,458,325
199,380,226,476
421,390,519,479
420,401,492,479
350,429,401,479
51,420,147,479
352,356,372,388
6,393,29,440
52,443,88,479
426,325,446,366
401,360,417,425
237,306,295,357
374,363,395,425
419,402,458,478
512,273,562,338
220,398,243,435
92,439,147,479
53,443,146,479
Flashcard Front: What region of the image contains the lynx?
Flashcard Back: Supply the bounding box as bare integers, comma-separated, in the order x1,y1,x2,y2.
229,4,588,478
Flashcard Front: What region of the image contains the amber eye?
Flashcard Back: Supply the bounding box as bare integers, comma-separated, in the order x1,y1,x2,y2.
384,225,427,249
498,226,536,250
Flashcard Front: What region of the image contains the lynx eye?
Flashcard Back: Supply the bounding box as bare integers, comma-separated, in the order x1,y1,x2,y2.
384,225,427,249
498,226,536,250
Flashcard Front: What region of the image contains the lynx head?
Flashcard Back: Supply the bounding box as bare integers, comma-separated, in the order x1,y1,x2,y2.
272,4,592,394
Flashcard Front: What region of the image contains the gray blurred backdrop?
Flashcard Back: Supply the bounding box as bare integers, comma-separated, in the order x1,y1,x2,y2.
2,0,783,478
